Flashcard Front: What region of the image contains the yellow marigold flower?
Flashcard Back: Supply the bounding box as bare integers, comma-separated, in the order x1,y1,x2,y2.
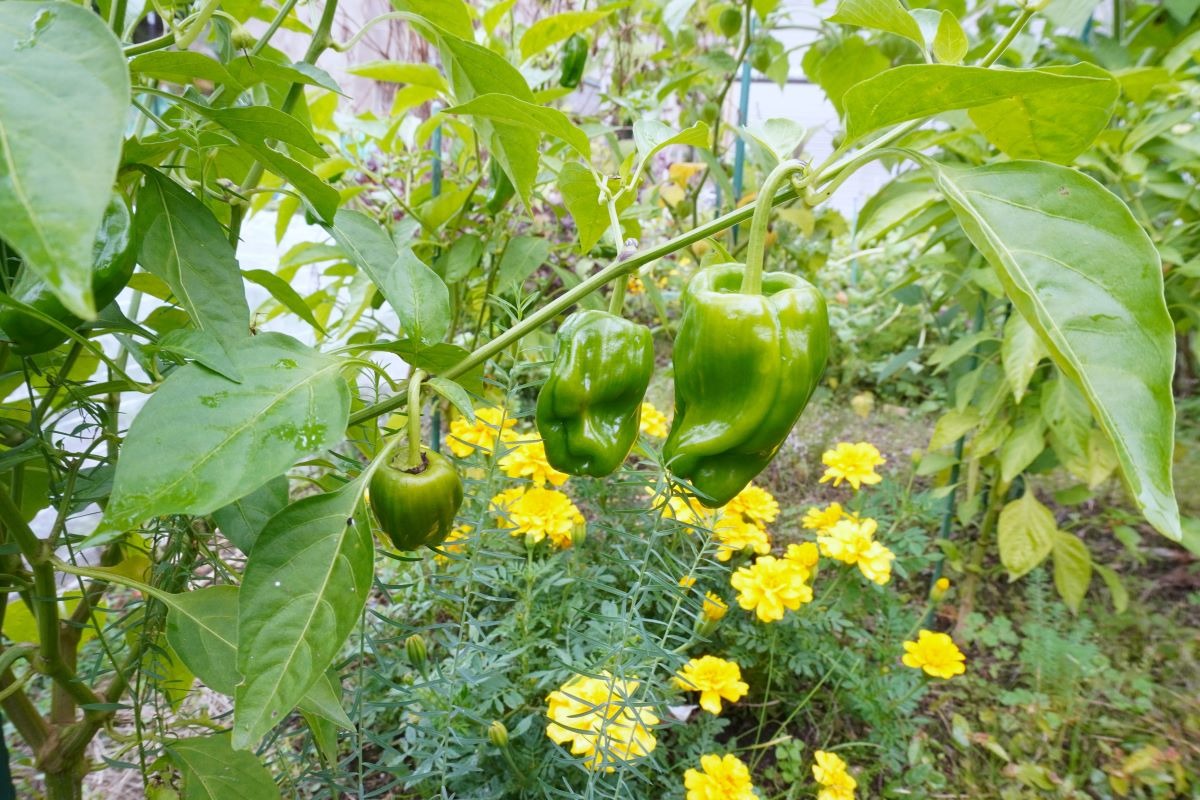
447,407,517,458
679,575,697,589
931,576,951,600
498,438,569,487
812,750,856,800
627,275,646,295
712,514,771,562
545,672,658,770
684,753,757,800
434,524,472,565
856,541,895,585
495,487,583,549
669,161,705,187
818,517,878,563
784,542,820,576
724,483,779,526
701,592,728,622
902,630,967,679
802,502,850,533
819,442,886,490
648,487,705,526
640,402,670,438
730,556,813,623
674,656,749,715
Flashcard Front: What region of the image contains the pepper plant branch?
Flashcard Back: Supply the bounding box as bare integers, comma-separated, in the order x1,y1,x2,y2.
406,370,426,469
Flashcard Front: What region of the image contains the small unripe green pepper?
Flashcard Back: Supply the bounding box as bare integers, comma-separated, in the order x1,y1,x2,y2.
664,263,829,507
718,7,742,37
536,310,654,477
559,33,588,89
485,158,516,216
0,193,136,355
369,449,464,550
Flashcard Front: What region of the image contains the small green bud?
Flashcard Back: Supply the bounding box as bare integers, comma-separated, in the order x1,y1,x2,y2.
488,720,510,748
405,633,428,672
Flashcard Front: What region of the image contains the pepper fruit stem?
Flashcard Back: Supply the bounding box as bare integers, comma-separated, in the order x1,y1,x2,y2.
742,159,808,295
406,369,426,470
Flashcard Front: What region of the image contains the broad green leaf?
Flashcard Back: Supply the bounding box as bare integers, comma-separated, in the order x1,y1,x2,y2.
968,64,1120,163
392,0,473,38
136,170,251,350
326,210,450,345
802,36,890,115
933,11,968,64
929,408,981,451
435,233,484,284
997,491,1056,579
932,160,1180,541
630,121,710,185
519,9,613,61
427,377,475,422
166,734,280,800
445,94,592,159
484,0,517,33
1052,532,1093,612
212,476,289,553
496,235,552,294
828,0,925,51
157,329,244,383
226,55,341,94
0,0,130,319
97,334,349,541
844,65,1118,163
356,340,484,393
1093,563,1128,613
302,710,339,766
233,478,374,749
346,61,446,90
242,268,327,334
558,162,609,252
130,51,242,89
1001,312,1047,403
739,118,807,161
1000,415,1045,483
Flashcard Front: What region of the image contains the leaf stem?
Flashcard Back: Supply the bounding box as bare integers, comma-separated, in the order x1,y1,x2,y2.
742,159,807,293
406,370,425,469
979,7,1035,67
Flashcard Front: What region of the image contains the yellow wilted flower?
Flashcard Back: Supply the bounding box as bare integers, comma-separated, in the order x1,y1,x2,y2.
498,438,569,486
640,402,669,438
730,556,813,623
819,442,886,490
674,656,749,715
684,753,757,800
447,407,517,458
902,630,966,679
545,672,658,770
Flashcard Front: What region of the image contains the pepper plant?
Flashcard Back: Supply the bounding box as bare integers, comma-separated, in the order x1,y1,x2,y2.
0,0,1185,797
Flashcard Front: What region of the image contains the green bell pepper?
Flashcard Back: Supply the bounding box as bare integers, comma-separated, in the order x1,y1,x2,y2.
369,449,463,551
663,262,829,507
536,310,654,477
559,33,588,89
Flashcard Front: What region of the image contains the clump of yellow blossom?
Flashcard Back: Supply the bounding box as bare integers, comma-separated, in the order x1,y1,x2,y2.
674,656,749,715
712,514,770,562
801,502,853,533
684,753,757,800
640,402,670,438
819,442,886,490
491,486,583,549
447,407,517,458
902,630,966,679
434,524,472,565
701,592,728,622
784,542,820,576
498,438,569,486
679,575,697,589
818,517,895,585
545,672,659,770
730,556,813,622
724,484,780,527
627,275,646,295
812,750,856,800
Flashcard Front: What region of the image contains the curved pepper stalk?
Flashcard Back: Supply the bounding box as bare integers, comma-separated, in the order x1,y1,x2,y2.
536,310,654,477
664,263,829,507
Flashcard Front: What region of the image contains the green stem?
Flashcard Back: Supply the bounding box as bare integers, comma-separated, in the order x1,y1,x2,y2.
173,0,223,50
252,0,303,56
606,195,630,315
347,186,800,427
406,370,425,469
743,159,807,293
979,7,1035,67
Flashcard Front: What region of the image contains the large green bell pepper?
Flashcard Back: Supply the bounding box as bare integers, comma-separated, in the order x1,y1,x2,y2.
536,310,654,477
369,449,463,551
0,193,137,355
663,262,829,507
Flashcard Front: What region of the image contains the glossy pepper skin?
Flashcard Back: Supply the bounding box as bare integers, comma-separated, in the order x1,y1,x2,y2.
369,450,464,551
0,194,136,355
559,34,588,88
536,310,654,477
663,263,829,507
484,158,516,215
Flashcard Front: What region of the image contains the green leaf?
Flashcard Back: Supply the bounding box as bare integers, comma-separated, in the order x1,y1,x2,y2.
166,733,280,800
997,491,1057,580
844,65,1119,163
135,170,251,350
999,415,1045,483
496,235,552,294
357,340,484,394
212,476,289,553
391,0,473,39
1093,562,1128,613
931,160,1180,541
739,118,808,162
435,233,484,284
1001,312,1047,403
233,478,374,749
933,11,968,64
1052,531,1093,612
326,210,449,345
0,0,130,319
630,120,710,185
444,93,592,159
97,334,349,541
558,162,609,253
427,377,475,422
346,60,446,90
226,55,341,94
157,329,244,383
242,268,327,334
518,9,613,61
130,51,242,89
828,0,925,51
802,36,890,116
